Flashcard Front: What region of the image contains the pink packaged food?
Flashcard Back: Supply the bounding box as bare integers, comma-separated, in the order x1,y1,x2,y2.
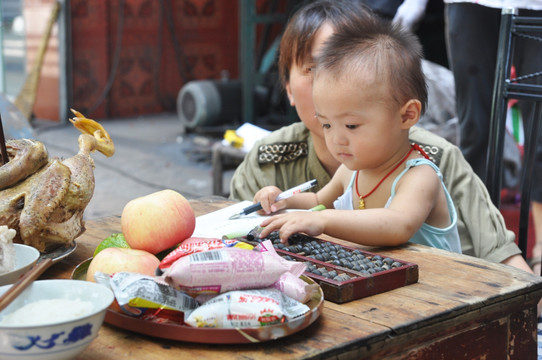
273,272,319,304
159,237,254,270
162,240,306,296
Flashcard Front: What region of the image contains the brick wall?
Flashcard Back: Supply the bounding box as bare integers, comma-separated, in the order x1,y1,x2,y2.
25,0,290,122
71,0,239,120
25,0,240,121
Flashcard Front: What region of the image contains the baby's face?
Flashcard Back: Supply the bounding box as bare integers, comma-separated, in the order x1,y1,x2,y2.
312,70,404,171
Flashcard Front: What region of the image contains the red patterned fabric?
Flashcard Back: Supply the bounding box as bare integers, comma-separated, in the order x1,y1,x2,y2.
71,0,239,119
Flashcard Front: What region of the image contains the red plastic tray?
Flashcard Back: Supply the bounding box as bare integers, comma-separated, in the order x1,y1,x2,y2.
72,260,323,344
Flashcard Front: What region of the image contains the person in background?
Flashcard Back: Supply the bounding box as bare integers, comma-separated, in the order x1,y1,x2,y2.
254,13,461,253
444,1,542,273
229,0,533,272
362,0,449,68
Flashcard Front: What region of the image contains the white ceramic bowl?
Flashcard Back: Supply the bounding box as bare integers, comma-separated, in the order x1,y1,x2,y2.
0,244,40,286
0,279,114,360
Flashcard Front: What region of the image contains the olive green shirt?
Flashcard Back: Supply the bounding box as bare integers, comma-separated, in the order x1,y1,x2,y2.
230,122,520,263
230,122,330,199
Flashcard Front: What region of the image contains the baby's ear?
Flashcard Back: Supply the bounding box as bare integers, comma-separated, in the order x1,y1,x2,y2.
400,99,421,129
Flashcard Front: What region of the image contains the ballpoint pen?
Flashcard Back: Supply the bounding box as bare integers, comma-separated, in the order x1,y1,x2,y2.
228,179,318,220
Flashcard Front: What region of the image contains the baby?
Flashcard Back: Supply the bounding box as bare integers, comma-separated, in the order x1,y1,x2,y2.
255,17,461,253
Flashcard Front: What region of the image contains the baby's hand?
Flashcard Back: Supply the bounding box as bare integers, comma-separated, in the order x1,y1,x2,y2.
254,186,285,214
259,212,325,243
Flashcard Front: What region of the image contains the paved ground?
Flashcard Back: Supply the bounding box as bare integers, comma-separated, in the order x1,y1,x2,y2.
33,112,230,220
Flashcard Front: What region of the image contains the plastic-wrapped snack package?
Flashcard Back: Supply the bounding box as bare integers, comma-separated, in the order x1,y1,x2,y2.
162,240,306,296
159,237,254,270
273,272,319,303
96,272,198,323
185,288,310,328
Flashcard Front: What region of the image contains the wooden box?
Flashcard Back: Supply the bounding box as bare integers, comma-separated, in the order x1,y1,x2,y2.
256,233,419,304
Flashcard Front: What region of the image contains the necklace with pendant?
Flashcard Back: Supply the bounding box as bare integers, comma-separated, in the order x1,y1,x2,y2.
354,143,429,209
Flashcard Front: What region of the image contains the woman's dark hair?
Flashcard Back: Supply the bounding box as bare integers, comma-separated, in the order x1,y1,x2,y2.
278,0,375,87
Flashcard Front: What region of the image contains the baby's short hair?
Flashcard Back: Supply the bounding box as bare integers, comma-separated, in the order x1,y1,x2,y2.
315,18,428,114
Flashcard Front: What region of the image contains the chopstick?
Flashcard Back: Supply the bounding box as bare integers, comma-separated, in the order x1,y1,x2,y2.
0,113,9,165
0,258,53,313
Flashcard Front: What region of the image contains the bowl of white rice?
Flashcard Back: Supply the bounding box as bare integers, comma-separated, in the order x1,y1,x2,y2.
0,279,114,360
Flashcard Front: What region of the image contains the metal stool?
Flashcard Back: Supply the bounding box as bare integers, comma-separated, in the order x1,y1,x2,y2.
486,8,542,267
211,142,246,197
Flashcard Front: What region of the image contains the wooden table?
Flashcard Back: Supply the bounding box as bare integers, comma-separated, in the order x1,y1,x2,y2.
43,197,542,359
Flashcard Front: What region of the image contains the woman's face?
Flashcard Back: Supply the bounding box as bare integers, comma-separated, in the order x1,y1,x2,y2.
285,23,334,138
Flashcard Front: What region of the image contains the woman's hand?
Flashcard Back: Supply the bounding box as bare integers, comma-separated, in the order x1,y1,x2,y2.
259,211,325,243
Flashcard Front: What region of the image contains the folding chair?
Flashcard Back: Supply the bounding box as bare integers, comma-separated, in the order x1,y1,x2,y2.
486,8,542,264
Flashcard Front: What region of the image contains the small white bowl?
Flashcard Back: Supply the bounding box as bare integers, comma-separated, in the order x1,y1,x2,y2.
0,279,114,360
0,244,40,286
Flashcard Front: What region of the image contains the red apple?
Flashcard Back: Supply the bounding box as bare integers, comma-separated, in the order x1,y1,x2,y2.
86,247,159,282
121,189,195,254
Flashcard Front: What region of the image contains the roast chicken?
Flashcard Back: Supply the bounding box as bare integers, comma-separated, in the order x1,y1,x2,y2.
0,110,115,252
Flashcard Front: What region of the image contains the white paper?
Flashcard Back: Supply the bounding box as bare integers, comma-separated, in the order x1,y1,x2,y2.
236,123,271,152
192,201,309,239
192,201,266,238
221,123,271,153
